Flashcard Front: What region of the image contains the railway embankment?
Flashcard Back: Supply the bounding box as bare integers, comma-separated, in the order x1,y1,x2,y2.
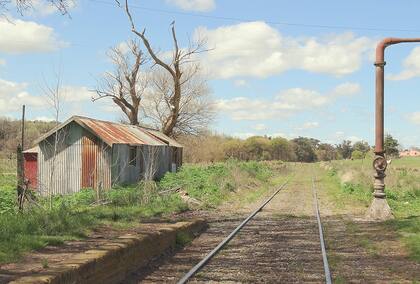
2,220,206,284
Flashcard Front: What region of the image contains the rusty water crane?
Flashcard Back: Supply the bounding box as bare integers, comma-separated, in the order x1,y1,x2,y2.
366,37,420,220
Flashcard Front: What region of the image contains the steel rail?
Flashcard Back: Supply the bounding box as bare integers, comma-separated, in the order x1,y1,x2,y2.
312,176,332,284
176,179,291,284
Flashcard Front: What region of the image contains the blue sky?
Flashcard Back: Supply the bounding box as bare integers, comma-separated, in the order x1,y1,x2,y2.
1,0,419,148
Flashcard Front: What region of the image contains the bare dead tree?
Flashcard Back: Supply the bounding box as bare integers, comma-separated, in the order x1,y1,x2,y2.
40,71,67,209
142,64,215,137
93,40,148,125
123,0,209,137
142,146,160,181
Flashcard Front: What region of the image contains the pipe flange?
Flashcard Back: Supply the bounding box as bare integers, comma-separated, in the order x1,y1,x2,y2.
373,155,387,172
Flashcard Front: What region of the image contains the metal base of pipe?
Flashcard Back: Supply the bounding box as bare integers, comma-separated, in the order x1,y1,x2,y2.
365,197,394,221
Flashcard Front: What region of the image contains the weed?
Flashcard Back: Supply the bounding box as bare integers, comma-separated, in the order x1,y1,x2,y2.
0,160,277,264
41,259,49,269
175,231,193,247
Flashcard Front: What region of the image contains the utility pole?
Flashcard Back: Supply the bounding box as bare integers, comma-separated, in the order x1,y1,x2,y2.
366,38,420,220
17,105,26,210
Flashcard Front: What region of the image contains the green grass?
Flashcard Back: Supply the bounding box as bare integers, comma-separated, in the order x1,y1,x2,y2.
159,160,275,208
319,157,420,262
0,160,278,264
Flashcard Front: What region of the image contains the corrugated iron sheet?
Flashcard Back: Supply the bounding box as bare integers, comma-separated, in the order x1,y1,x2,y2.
144,128,184,148
23,152,38,189
33,115,183,148
76,117,167,146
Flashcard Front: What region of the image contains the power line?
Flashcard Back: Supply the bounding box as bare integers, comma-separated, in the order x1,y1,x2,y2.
89,0,420,33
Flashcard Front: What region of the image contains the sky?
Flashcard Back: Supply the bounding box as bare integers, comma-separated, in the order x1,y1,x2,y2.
1,0,420,148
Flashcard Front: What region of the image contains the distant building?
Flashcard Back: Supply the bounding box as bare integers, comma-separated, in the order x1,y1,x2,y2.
399,149,420,158
23,116,183,196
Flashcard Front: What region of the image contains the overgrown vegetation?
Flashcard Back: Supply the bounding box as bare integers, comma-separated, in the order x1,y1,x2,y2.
179,133,409,164
0,160,278,263
320,157,420,262
0,118,55,155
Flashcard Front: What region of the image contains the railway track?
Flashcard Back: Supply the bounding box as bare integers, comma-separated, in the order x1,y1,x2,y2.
175,177,332,283
125,176,333,283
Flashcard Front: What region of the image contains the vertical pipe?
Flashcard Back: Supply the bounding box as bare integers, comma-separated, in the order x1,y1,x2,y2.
368,37,420,220
21,105,25,150
374,63,385,154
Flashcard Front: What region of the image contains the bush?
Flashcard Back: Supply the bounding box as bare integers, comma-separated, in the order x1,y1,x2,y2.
351,150,365,160
159,161,273,207
0,187,16,214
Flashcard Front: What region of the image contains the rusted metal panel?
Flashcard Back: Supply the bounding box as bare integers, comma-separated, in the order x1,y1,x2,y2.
144,128,183,148
34,116,170,147
77,117,165,146
82,134,97,188
37,123,83,196
81,131,112,191
23,152,37,189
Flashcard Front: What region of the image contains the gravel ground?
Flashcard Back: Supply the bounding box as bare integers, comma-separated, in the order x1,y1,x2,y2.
123,165,420,283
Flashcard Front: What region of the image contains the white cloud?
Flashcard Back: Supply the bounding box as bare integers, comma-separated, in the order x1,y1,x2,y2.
196,22,373,79
298,121,319,130
407,112,420,125
0,17,66,53
0,78,95,116
233,79,248,87
166,0,215,11
61,86,94,102
330,82,361,97
232,132,256,139
388,47,420,80
252,123,267,131
216,82,360,121
33,116,55,122
0,79,44,112
29,0,77,16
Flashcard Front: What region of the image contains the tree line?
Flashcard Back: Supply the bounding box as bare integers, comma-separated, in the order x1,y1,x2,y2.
179,133,401,163
0,117,402,163
0,118,56,157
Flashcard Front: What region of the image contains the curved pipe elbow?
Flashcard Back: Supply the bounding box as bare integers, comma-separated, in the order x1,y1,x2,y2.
376,37,420,64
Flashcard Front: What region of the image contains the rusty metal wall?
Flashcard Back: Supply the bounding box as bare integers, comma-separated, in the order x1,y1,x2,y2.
23,152,38,189
81,132,112,191
38,123,83,196
37,122,112,196
111,144,172,184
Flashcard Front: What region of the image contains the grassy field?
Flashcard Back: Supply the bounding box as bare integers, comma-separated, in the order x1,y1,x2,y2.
319,157,420,262
1,156,418,265
0,160,286,264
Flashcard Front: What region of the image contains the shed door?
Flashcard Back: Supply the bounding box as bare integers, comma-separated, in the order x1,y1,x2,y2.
82,135,98,188
24,153,37,189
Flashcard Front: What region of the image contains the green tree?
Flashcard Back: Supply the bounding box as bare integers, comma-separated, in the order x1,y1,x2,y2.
292,137,317,162
337,140,353,159
243,136,271,161
384,134,399,157
317,143,338,161
351,150,365,160
270,137,296,161
353,141,370,154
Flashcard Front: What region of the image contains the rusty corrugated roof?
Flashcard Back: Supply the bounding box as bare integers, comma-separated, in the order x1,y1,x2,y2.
33,116,183,147
143,128,183,148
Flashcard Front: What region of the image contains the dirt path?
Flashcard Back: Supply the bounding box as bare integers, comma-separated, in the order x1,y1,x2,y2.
123,164,420,283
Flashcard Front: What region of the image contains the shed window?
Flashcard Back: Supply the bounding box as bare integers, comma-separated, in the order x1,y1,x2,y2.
129,146,137,166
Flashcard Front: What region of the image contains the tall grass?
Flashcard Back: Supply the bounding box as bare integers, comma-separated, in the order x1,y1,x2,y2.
0,160,275,263
320,157,420,262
